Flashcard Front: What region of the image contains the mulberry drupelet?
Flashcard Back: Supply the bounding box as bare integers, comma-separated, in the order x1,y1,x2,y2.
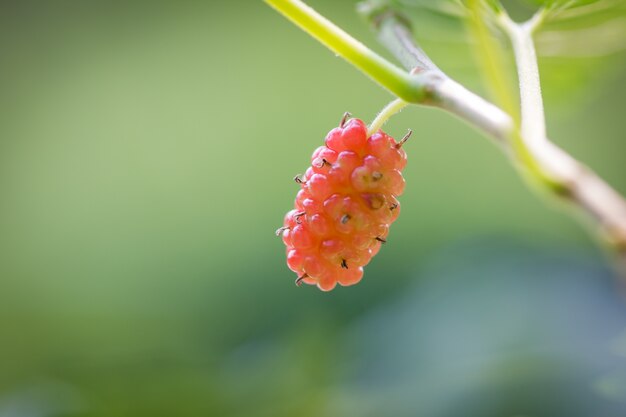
277,114,409,291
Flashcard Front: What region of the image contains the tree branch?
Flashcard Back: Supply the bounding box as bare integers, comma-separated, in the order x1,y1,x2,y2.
265,0,626,261
496,8,626,257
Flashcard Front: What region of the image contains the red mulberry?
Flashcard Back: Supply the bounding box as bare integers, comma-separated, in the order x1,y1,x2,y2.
277,115,409,291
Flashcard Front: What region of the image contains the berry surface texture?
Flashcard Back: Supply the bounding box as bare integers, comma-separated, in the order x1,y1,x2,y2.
278,116,408,291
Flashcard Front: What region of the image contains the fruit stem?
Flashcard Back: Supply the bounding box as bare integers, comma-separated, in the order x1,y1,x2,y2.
368,98,408,137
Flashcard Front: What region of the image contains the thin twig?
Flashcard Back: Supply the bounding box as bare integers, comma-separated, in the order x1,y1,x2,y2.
497,11,547,147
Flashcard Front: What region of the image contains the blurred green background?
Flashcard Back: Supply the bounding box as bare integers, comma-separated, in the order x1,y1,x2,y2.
1,1,625,416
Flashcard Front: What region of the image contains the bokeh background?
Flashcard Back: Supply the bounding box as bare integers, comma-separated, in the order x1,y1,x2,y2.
1,1,626,416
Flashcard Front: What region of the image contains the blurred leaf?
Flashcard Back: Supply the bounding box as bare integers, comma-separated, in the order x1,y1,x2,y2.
533,0,626,103
381,0,626,104
538,0,626,52
393,0,469,17
526,0,605,8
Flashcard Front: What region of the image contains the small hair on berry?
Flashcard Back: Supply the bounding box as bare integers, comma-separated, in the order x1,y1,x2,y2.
312,158,330,169
275,226,289,236
396,129,412,149
339,112,352,128
295,274,308,286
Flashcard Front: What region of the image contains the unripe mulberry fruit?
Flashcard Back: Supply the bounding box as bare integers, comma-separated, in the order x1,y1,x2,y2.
277,114,409,291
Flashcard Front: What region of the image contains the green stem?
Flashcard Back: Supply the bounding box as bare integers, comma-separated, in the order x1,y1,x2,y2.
368,98,408,136
495,9,567,192
264,0,425,102
497,10,547,147
468,2,559,190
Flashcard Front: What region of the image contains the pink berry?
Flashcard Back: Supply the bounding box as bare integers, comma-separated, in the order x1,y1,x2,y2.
277,115,408,291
